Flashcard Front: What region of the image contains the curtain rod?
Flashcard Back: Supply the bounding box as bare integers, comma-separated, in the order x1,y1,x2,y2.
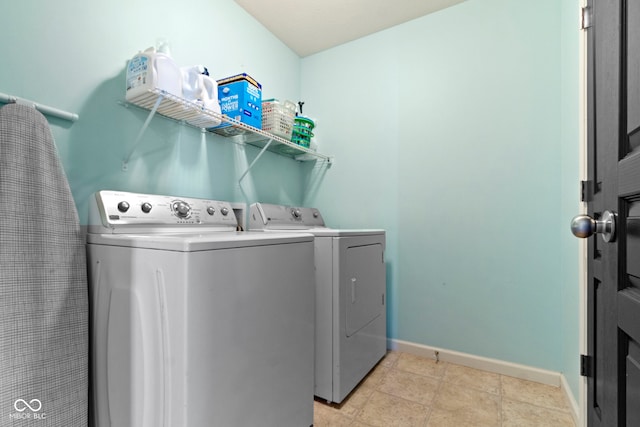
0,92,79,122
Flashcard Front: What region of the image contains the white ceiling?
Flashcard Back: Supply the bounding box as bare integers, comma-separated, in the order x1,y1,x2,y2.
234,0,467,57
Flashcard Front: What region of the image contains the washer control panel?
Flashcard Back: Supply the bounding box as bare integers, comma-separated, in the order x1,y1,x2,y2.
249,203,325,229
89,190,238,233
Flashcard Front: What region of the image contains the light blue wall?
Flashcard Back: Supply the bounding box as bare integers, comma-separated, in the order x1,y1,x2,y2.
1,0,581,403
0,0,306,221
301,0,581,398
560,0,582,400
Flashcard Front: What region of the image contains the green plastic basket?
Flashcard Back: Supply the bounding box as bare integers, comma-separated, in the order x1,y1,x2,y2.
291,116,315,147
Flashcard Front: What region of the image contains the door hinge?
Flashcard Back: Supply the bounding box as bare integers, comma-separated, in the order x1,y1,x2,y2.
581,6,592,30
580,180,593,202
580,354,592,377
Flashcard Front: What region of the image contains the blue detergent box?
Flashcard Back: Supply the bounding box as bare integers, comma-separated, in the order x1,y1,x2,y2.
211,73,262,135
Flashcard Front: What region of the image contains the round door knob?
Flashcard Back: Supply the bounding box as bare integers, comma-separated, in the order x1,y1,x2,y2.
570,210,617,242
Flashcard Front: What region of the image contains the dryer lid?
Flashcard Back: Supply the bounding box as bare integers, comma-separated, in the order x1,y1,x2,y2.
300,228,385,237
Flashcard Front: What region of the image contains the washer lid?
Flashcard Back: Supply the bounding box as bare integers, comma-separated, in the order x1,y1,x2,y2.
86,230,314,251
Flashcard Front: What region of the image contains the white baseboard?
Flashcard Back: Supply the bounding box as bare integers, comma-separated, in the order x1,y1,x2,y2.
389,339,560,385
560,371,582,426
389,338,581,425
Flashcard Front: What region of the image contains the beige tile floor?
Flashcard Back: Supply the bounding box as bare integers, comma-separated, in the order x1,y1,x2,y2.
313,351,576,427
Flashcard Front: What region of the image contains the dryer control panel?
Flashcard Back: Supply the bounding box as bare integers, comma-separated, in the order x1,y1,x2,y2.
89,190,239,234
249,203,325,230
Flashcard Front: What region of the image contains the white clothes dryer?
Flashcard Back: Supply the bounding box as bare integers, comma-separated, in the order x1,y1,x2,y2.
87,191,315,427
249,203,387,403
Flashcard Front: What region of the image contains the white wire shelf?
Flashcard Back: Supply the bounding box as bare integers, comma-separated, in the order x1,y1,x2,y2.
125,88,332,163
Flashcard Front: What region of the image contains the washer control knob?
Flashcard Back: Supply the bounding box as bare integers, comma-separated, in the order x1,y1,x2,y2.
313,211,319,218
173,201,191,218
220,207,229,216
141,202,152,213
291,208,301,219
117,201,130,213
207,206,215,216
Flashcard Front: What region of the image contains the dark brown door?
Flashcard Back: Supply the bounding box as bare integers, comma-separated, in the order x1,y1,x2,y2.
581,0,640,425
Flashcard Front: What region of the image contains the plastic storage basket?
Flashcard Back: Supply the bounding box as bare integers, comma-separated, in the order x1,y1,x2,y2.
261,99,296,140
292,116,315,148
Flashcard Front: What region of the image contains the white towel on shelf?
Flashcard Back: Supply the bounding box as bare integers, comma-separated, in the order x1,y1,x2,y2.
0,104,88,426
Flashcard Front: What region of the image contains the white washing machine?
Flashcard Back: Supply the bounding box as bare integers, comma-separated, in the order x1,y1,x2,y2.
249,203,387,403
87,191,315,427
